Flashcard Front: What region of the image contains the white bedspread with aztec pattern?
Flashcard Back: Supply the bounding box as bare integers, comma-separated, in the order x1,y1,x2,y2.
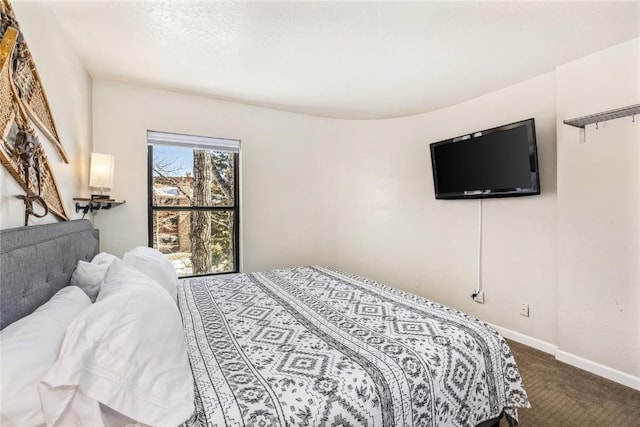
177,266,529,427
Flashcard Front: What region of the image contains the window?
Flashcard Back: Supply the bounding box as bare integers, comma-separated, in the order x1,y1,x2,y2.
147,130,239,277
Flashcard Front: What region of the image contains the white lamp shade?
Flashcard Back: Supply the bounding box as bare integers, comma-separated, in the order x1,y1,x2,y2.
89,153,115,189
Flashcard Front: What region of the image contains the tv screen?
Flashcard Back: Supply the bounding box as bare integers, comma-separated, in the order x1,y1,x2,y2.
429,118,540,199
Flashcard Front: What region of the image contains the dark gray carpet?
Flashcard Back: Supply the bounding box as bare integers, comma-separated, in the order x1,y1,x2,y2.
501,340,640,426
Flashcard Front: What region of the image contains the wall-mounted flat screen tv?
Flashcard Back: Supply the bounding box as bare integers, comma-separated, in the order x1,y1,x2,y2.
429,118,540,199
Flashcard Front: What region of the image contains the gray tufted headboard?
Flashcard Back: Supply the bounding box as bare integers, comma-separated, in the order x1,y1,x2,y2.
0,219,99,330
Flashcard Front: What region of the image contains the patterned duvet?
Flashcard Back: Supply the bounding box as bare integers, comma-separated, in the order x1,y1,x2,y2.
178,266,529,427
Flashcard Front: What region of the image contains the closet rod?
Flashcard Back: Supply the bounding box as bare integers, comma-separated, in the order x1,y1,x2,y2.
563,104,640,129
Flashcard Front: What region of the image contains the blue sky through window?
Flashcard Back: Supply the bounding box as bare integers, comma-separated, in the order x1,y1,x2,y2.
153,145,193,177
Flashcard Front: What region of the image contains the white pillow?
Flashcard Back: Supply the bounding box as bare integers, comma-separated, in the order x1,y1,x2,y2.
123,246,178,302
0,286,91,427
39,260,194,427
70,252,119,302
91,252,119,267
70,261,107,302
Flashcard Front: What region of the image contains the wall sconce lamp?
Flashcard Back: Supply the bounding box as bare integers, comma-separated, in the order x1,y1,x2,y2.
74,152,125,215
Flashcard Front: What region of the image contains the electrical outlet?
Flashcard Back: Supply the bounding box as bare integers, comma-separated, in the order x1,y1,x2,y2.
520,303,529,317
473,291,485,304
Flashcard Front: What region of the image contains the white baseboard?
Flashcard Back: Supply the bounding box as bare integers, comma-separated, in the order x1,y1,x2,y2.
556,350,640,391
490,324,557,355
490,323,640,391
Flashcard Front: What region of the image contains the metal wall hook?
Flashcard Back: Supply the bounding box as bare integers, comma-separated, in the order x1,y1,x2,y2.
595,122,599,130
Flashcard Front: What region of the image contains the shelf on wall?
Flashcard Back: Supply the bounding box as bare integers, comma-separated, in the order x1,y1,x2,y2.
563,104,640,129
73,197,126,214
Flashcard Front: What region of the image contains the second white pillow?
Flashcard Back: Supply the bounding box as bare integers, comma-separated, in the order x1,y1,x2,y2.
123,246,178,302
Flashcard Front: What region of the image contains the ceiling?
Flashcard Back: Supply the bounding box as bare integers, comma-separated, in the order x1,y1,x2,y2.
48,0,640,120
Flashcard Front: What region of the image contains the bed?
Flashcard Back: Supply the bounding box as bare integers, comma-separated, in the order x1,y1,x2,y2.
0,220,529,427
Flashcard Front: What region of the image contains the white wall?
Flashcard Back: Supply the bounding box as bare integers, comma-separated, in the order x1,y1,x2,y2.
333,73,559,346
557,38,640,380
0,2,92,229
92,80,338,271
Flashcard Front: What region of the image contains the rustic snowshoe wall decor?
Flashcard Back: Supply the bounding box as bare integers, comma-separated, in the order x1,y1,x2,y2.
1,0,68,224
